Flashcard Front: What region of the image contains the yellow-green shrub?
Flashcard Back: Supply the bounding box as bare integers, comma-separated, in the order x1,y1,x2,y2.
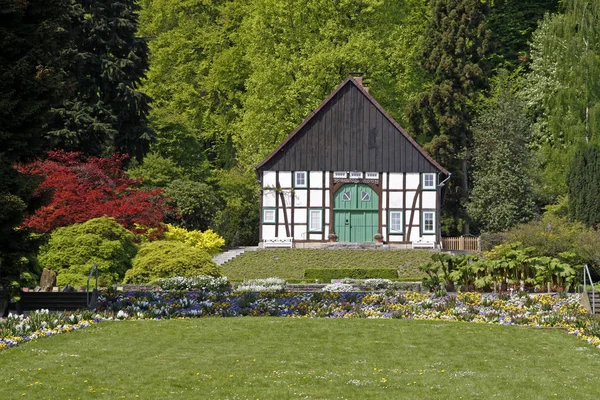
123,241,219,283
163,225,224,256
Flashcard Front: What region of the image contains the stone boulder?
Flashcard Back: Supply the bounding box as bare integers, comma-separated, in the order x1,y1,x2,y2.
39,268,56,292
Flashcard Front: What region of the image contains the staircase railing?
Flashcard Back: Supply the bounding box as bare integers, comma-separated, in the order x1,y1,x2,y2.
583,264,596,315
86,263,99,308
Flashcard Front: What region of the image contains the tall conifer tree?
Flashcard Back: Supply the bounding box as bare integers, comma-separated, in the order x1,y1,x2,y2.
0,0,73,315
408,0,491,235
51,0,153,160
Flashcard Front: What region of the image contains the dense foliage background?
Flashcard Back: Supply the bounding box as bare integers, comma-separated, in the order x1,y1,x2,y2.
3,0,600,291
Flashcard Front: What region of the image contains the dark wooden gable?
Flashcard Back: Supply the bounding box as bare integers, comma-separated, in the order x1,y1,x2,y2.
256,77,447,174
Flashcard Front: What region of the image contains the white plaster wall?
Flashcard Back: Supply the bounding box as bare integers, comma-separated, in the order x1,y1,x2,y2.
294,190,307,207
295,209,307,224
382,173,387,189
382,192,387,209
263,190,277,207
262,225,275,238
389,173,403,189
263,171,276,188
310,190,323,207
324,173,330,187
405,191,417,208
406,173,420,189
294,226,307,240
279,171,292,188
389,191,403,208
409,230,422,242
282,190,292,207
405,211,416,228
310,172,323,188
382,212,387,225
309,233,322,240
324,190,330,207
278,209,292,223
388,235,403,243
422,191,437,209
421,234,436,242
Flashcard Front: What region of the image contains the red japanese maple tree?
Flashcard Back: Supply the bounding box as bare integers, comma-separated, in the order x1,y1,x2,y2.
20,150,172,233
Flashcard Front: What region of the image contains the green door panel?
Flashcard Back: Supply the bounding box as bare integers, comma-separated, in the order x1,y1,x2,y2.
333,184,379,242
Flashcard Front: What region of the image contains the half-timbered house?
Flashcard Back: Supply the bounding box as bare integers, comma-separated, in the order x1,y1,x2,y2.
256,76,449,247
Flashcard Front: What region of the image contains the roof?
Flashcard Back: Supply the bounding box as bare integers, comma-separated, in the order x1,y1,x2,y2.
255,76,449,175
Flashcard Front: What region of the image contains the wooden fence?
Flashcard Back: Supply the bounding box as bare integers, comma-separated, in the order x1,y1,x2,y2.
441,236,481,252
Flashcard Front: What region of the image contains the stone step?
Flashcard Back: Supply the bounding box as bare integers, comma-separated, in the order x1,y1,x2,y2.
213,246,259,266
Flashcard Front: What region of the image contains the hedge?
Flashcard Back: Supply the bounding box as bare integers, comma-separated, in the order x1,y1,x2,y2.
303,268,398,281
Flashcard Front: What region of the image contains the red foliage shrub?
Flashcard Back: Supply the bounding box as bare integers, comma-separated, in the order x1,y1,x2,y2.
19,150,173,233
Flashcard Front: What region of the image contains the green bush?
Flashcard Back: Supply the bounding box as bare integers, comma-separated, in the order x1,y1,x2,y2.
124,241,219,283
38,217,137,287
304,268,398,281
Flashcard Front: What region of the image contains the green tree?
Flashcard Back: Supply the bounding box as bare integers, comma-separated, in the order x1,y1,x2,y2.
124,240,219,283
523,0,600,199
567,144,600,227
408,0,491,235
51,0,153,160
128,153,185,188
468,72,536,232
0,0,73,314
164,180,220,231
38,217,138,287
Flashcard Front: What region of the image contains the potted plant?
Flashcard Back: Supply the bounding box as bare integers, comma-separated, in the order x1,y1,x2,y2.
328,233,338,242
374,233,384,243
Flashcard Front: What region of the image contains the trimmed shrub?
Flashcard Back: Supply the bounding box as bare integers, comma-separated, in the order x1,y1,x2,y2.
304,268,398,281
124,241,219,283
38,217,137,287
163,225,225,256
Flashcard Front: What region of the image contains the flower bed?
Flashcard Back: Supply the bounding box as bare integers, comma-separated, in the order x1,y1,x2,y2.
2,291,599,351
0,309,99,351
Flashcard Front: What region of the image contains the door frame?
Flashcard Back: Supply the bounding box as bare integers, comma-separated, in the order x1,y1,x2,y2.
329,176,382,238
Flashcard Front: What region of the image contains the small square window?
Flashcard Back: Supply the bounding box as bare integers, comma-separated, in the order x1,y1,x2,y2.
342,191,351,201
350,171,363,179
423,173,436,190
263,208,277,224
365,172,379,179
294,171,307,188
389,211,403,234
333,171,347,178
308,209,323,232
361,191,371,202
422,211,435,234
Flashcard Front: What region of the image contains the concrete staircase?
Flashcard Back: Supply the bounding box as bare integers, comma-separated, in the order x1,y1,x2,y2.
212,246,259,266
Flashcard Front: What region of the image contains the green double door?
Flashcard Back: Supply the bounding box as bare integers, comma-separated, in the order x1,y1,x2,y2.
333,184,379,242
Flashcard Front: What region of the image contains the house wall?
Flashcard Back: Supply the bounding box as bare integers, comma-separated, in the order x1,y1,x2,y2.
260,170,439,244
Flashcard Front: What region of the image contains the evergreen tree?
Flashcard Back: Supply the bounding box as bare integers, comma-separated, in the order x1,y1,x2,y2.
468,73,536,232
567,145,600,228
0,0,73,315
51,0,153,160
408,0,491,235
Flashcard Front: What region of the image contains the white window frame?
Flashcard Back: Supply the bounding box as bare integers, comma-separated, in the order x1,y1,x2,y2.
350,171,363,179
333,171,347,178
308,208,323,233
422,211,436,234
365,172,379,179
294,171,307,188
422,173,436,190
388,210,404,234
263,208,277,224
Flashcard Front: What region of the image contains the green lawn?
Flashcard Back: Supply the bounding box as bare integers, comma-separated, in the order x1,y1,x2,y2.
221,249,431,280
1,318,599,399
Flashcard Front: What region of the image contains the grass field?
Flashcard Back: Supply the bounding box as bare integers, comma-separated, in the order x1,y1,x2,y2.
1,318,599,399
221,249,431,280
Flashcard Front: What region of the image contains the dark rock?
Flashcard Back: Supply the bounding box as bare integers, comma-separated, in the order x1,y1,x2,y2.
62,284,75,292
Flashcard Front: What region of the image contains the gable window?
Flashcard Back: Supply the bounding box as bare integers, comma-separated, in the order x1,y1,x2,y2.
308,209,323,232
342,191,351,201
263,208,277,224
388,211,404,234
365,172,379,180
350,171,363,179
294,171,307,188
422,211,435,234
334,171,347,178
422,173,436,190
361,191,371,202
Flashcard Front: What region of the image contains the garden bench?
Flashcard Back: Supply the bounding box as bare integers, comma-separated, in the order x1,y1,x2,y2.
412,240,436,249
263,237,293,248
